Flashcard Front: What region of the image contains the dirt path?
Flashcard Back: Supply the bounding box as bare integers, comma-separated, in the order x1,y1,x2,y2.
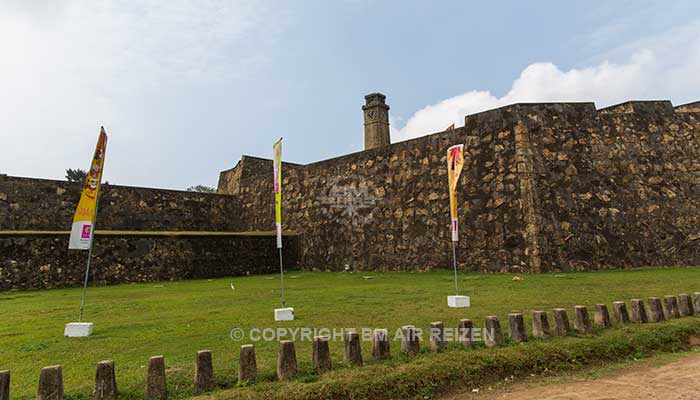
443,353,700,400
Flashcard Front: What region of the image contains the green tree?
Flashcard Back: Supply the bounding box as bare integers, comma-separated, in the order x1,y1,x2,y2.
65,168,88,183
187,185,216,193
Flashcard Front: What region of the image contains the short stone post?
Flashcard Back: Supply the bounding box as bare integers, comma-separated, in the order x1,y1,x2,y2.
0,370,9,400
552,308,569,336
458,319,474,347
594,304,612,328
694,293,700,316
612,301,630,323
38,365,64,400
484,316,504,348
647,297,665,323
429,322,446,352
400,325,420,356
194,350,214,392
630,299,648,323
94,360,117,400
663,295,680,319
277,341,298,381
531,311,550,338
238,345,257,383
678,294,695,317
508,313,527,342
344,331,363,366
573,306,592,334
371,329,390,360
146,356,166,400
312,336,332,373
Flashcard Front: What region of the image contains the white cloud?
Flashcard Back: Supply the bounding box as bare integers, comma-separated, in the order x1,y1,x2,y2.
392,21,700,142
0,1,282,186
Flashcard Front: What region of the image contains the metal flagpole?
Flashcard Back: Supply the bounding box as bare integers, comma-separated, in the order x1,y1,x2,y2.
451,240,459,296
78,171,105,323
279,247,285,307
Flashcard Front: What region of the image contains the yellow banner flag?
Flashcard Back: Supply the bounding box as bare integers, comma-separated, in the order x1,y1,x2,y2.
68,128,108,250
273,138,283,248
447,144,464,242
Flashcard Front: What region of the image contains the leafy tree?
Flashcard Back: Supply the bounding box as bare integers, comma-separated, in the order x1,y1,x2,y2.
66,168,88,183
187,185,216,193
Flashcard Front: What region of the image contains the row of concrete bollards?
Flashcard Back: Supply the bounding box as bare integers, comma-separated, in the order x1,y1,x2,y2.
3,293,699,399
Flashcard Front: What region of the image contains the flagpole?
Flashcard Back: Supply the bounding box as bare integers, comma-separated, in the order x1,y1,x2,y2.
279,246,285,307
78,183,103,323
451,240,458,296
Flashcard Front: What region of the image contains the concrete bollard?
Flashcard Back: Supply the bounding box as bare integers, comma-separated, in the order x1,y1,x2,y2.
94,360,117,400
648,297,665,323
429,322,446,352
508,313,528,342
678,294,695,317
238,345,257,383
630,299,648,323
277,341,298,381
0,370,9,400
484,316,504,347
344,331,363,366
594,304,612,328
612,301,630,323
312,336,332,374
38,365,64,400
458,319,474,347
694,293,700,316
573,306,592,334
663,295,680,319
146,356,166,400
194,350,214,392
531,311,550,338
552,308,570,336
371,329,391,360
400,325,420,356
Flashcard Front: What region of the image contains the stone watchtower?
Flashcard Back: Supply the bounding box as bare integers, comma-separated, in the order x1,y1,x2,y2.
363,93,391,150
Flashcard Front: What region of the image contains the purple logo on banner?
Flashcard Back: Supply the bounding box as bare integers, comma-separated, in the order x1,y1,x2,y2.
81,224,92,239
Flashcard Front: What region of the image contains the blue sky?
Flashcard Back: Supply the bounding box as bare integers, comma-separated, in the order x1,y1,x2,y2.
1,1,699,189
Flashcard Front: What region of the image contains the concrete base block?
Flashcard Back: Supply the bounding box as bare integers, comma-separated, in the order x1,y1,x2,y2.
552,308,570,336
64,322,94,338
274,307,294,321
447,295,470,308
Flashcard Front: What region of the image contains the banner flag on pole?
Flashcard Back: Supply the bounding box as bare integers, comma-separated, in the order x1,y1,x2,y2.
69,128,108,250
447,144,464,242
273,138,283,249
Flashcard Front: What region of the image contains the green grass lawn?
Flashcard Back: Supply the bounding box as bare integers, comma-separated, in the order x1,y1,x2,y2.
1,268,700,399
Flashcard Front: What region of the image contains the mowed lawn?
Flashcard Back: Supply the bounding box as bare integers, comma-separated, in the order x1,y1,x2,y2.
2,268,700,399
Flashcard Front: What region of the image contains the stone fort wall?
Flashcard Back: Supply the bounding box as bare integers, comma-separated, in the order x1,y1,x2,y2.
218,100,700,273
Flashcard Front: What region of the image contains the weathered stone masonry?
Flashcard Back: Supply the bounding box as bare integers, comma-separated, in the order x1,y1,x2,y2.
218,100,700,273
